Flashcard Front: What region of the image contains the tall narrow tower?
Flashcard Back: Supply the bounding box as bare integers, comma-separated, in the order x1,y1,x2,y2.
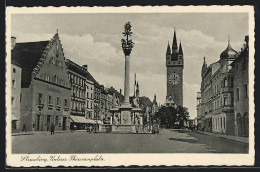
166,29,184,106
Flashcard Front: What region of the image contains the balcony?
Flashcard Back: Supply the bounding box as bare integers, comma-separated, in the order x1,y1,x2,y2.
222,105,234,112
64,107,69,111
222,87,233,93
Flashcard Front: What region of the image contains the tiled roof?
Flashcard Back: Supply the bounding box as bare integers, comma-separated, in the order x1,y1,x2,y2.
66,59,100,86
11,41,49,87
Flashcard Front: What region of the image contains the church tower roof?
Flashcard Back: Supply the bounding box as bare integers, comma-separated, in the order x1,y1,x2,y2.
179,41,183,55
172,29,178,52
201,57,207,76
220,35,238,60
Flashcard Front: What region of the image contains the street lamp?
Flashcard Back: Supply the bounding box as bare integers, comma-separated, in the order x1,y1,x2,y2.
36,103,44,131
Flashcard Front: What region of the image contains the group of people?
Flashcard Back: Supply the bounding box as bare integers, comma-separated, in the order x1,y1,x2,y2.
86,125,98,133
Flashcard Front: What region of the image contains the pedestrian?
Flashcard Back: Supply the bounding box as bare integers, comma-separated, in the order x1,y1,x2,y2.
89,125,92,133
74,124,76,131
22,123,26,132
50,123,55,135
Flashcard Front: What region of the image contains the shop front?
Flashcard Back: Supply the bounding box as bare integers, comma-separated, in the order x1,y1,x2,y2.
69,116,97,130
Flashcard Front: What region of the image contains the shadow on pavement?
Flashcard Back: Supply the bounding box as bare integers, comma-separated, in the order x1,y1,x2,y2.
169,137,198,143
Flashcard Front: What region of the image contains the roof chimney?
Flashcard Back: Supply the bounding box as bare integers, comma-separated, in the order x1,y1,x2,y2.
120,89,122,94
82,64,88,71
11,36,16,50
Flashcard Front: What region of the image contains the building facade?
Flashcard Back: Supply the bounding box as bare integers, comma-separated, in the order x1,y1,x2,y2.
231,36,249,137
196,92,202,129
165,30,184,106
198,37,249,135
11,62,22,132
12,33,71,131
85,78,94,119
67,59,87,118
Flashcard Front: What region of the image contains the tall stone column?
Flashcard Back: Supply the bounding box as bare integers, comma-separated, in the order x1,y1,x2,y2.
124,55,130,103
121,21,134,106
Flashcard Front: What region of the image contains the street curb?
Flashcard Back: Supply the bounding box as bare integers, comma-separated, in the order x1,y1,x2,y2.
12,133,33,136
194,131,248,144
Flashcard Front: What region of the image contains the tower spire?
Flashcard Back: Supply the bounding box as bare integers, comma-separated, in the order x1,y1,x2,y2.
166,41,171,55
179,41,183,55
134,73,136,97
227,34,232,48
172,28,178,51
136,81,139,97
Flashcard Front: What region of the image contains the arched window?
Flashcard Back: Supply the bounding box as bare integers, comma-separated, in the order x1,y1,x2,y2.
56,76,59,84
46,73,50,81
60,79,64,86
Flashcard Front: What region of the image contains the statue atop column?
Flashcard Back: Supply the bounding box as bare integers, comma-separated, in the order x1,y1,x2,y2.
121,21,134,56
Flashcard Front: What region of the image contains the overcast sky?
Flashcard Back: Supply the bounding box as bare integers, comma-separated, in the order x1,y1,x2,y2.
11,13,248,118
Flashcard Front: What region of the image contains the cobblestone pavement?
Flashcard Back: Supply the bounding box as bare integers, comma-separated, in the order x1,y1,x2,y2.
12,129,248,153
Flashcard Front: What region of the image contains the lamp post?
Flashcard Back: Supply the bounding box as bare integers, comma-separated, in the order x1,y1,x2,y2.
37,103,44,131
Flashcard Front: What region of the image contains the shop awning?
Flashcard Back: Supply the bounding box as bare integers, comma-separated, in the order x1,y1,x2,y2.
85,119,96,124
70,116,97,124
95,120,103,125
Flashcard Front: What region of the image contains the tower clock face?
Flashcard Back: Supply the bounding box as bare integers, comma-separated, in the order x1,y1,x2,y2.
169,73,180,85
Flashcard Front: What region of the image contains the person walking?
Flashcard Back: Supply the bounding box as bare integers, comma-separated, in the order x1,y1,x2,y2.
89,125,92,133
50,123,55,135
22,123,26,132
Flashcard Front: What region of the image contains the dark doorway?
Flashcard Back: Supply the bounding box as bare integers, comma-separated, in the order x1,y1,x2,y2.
36,114,40,131
62,117,66,130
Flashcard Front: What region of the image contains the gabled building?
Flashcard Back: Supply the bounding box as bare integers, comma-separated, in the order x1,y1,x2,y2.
12,32,71,131
11,37,22,132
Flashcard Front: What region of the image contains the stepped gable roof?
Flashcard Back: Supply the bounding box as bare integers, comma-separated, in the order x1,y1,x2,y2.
11,41,49,87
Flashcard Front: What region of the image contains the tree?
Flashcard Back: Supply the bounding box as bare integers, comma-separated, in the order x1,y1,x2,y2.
154,105,189,129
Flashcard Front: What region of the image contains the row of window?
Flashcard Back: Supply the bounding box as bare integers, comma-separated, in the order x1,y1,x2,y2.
213,116,226,130
69,74,86,87
45,73,67,87
38,93,69,108
212,96,232,111
72,87,85,99
71,101,85,112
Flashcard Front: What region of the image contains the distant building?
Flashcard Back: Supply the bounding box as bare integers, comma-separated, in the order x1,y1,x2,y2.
12,33,71,131
11,51,22,132
231,36,249,137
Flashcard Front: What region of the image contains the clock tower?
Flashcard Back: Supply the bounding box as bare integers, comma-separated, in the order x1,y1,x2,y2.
166,29,184,106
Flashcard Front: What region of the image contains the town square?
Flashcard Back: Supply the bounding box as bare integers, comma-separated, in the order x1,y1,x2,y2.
6,6,254,166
